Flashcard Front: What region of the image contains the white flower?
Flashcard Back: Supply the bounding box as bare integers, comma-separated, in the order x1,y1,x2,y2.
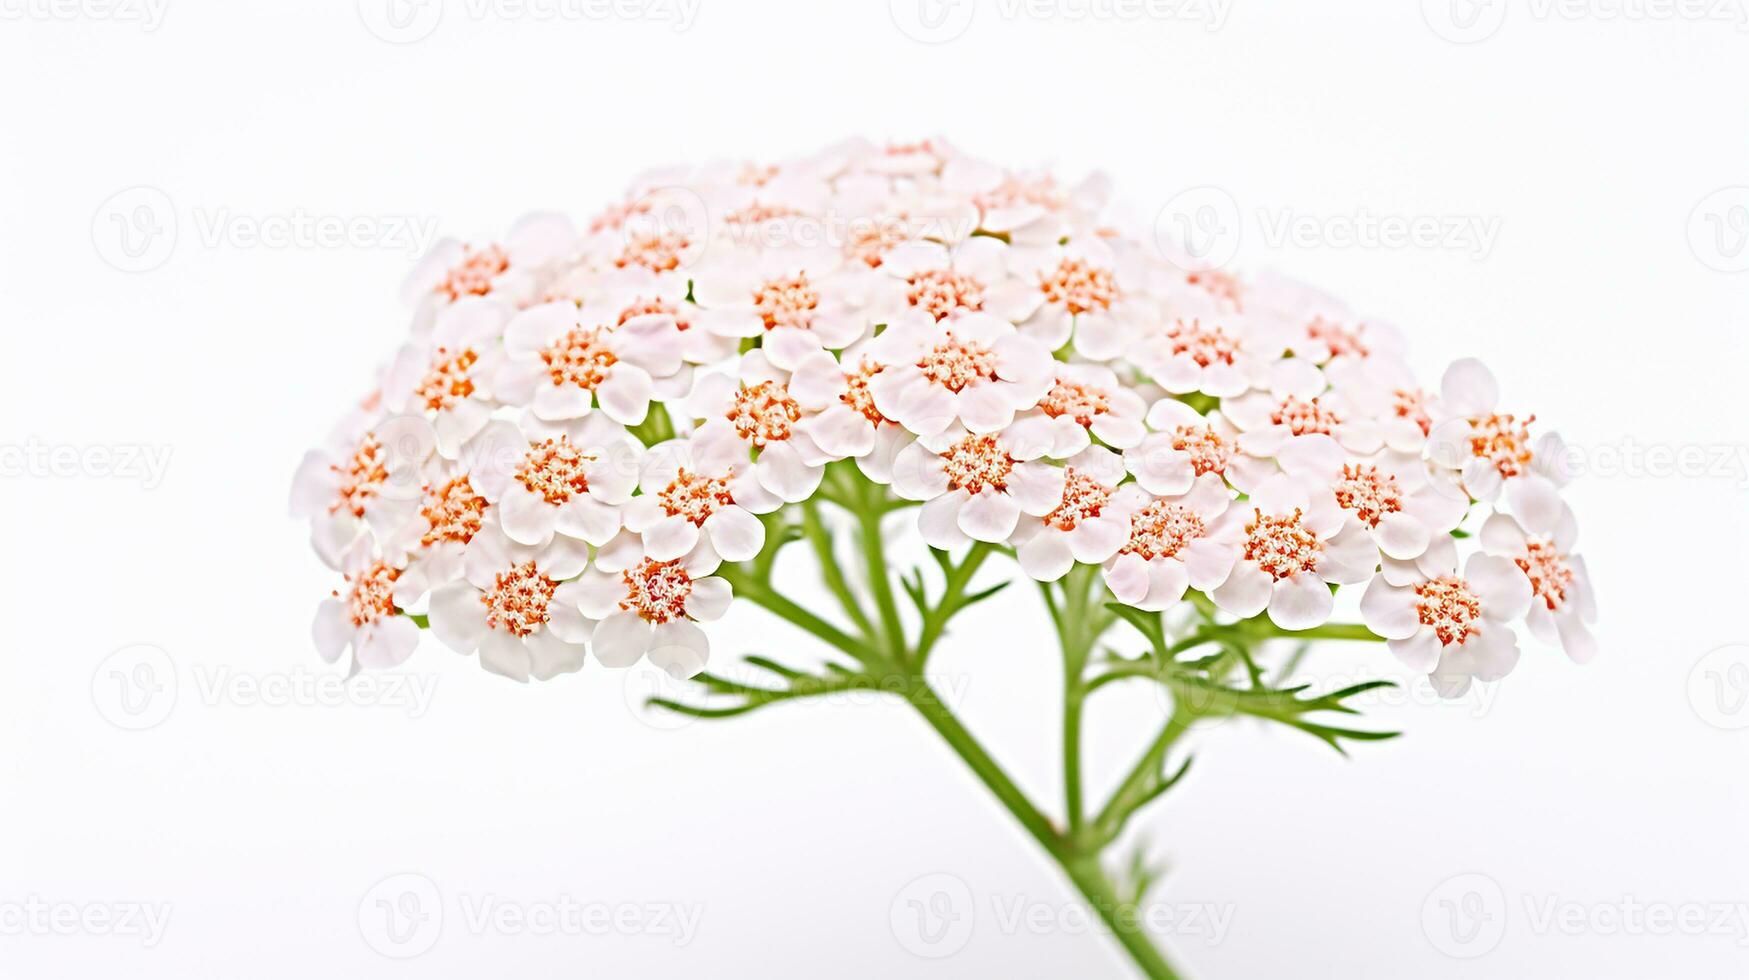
495,300,685,425
990,238,1147,357
622,438,778,562
464,416,640,548
890,425,1066,548
1005,363,1149,457
1479,511,1597,663
1131,316,1285,399
686,350,857,502
1427,358,1570,535
572,540,730,678
384,470,492,606
691,248,861,369
427,524,592,683
1126,398,1277,496
1221,389,1384,469
866,311,1055,436
1012,446,1139,581
312,546,422,672
1277,451,1468,560
1100,474,1236,610
401,212,577,313
290,415,434,568
1360,551,1533,698
1209,475,1381,630
381,301,507,458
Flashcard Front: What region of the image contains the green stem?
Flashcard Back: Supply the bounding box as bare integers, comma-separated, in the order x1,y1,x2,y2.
718,566,874,663
853,483,908,661
912,542,993,665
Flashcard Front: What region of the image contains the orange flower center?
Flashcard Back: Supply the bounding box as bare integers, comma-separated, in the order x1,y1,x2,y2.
1414,576,1482,646
541,326,619,391
941,434,1015,495
1121,500,1208,561
440,244,508,301
728,381,802,447
1331,464,1404,529
753,273,819,331
621,557,694,624
343,560,401,628
1243,508,1322,580
515,437,592,505
1038,257,1118,314
420,476,487,547
1517,539,1575,611
482,561,559,637
907,268,985,320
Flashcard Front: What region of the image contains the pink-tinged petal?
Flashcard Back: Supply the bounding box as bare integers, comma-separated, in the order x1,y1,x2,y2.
959,490,1022,542
1319,525,1380,584
1360,579,1420,639
1439,358,1498,417
573,569,627,618
613,315,685,377
762,327,824,373
312,600,352,664
547,583,595,643
695,307,765,338
1268,358,1326,400
524,631,587,681
1019,531,1075,581
754,442,824,502
642,514,701,562
650,620,711,679
1275,433,1344,476
1103,553,1151,605
478,630,533,682
1462,458,1503,500
1556,614,1598,665
621,494,666,533
1138,558,1190,612
703,506,764,562
800,406,877,458
556,496,622,547
592,611,654,668
984,277,1045,322
691,418,750,471
1466,553,1533,621
428,582,487,654
1467,626,1521,682
1125,438,1196,496
596,366,654,425
538,535,589,580
1504,473,1563,535
786,350,848,408
882,378,956,436
1181,538,1237,591
501,486,559,546
1068,515,1127,564
1090,413,1145,450
1267,573,1334,631
1388,631,1442,672
1477,512,1529,557
1251,474,1311,516
1211,563,1272,618
1007,461,1066,516
957,383,1017,433
918,492,970,550
891,441,949,500
502,302,575,355
1375,512,1431,560
993,334,1055,388
684,577,732,622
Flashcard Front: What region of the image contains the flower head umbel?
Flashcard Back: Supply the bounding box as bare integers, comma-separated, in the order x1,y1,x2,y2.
297,140,1595,703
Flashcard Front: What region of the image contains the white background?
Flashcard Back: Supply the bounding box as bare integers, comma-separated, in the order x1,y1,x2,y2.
3,2,1748,977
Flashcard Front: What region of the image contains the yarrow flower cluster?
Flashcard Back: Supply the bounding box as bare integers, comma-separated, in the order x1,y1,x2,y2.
295,138,1595,695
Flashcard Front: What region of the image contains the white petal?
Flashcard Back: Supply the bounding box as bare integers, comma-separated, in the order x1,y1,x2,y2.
703,507,764,562
312,600,352,664
592,611,654,667
1267,574,1335,631
642,514,701,562
428,582,487,654
478,630,533,682
1360,579,1420,639
357,616,422,670
1018,531,1075,581
1210,564,1272,618
649,620,710,679
1466,553,1533,622
683,577,732,622
958,491,1022,543
1389,631,1442,672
